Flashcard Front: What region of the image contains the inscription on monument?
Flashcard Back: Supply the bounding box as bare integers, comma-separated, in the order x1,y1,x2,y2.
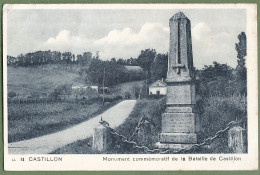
162,113,195,133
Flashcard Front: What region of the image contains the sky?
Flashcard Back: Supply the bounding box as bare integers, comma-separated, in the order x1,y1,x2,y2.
6,8,246,69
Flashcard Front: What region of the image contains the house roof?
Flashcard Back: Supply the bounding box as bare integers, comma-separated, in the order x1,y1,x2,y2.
149,80,167,87
125,66,143,71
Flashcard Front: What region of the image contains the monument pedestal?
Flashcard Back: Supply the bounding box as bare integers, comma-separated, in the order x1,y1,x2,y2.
159,133,197,143
158,110,198,150
157,82,198,150
156,12,199,151
155,142,195,151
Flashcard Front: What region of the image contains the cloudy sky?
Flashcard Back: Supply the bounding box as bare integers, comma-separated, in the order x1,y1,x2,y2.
6,8,246,69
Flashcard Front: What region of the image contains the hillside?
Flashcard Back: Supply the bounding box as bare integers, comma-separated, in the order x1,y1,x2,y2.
7,64,84,97
7,64,144,142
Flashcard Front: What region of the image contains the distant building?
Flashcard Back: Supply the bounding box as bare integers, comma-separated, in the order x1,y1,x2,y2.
149,80,167,95
72,83,85,90
89,86,98,92
98,86,108,94
72,85,87,90
72,83,98,92
124,66,143,72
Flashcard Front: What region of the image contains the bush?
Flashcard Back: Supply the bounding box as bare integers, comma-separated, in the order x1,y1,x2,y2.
8,91,16,98
143,94,165,99
200,94,247,137
124,92,131,99
82,94,123,104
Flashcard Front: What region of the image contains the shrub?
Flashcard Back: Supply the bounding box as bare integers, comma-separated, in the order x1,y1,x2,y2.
200,94,247,137
8,91,16,98
143,94,165,99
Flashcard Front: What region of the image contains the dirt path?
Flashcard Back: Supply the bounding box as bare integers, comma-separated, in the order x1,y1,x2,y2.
8,100,137,154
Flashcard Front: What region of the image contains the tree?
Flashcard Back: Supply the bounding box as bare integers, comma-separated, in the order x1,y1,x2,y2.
150,53,168,81
196,62,234,96
85,57,143,86
116,58,126,65
86,58,105,85
137,49,156,76
49,84,71,101
17,54,25,67
235,32,247,95
200,61,232,82
77,52,92,67
126,57,138,66
235,32,247,81
62,52,73,69
53,51,62,63
7,56,16,66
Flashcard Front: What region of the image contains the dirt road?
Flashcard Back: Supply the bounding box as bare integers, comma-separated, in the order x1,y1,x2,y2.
8,100,137,154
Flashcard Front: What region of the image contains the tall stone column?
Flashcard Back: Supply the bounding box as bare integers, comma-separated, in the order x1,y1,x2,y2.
157,12,199,150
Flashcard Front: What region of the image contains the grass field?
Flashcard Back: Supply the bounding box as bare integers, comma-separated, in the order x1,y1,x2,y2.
8,100,121,143
7,64,83,96
7,64,102,142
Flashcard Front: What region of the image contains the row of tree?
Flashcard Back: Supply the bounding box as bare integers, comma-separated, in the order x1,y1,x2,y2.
7,51,141,67
7,50,93,67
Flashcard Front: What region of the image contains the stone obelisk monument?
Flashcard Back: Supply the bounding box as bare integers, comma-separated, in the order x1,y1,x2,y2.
157,12,199,149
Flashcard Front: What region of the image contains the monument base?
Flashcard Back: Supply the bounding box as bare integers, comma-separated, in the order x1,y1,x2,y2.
159,133,197,143
155,142,195,152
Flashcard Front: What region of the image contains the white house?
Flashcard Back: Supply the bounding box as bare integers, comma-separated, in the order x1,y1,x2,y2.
72,83,98,92
149,80,167,95
89,86,98,92
72,84,87,90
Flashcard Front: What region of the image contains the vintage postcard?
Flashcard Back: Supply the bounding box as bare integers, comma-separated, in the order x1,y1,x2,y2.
3,3,258,171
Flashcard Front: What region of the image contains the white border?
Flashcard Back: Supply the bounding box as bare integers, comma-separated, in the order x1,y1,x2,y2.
3,3,258,171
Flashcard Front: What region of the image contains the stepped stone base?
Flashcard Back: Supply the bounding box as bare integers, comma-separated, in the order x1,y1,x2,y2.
155,142,195,152
159,133,197,144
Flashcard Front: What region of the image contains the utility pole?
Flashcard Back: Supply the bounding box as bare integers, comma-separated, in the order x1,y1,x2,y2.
103,67,105,106
145,71,148,95
22,87,24,98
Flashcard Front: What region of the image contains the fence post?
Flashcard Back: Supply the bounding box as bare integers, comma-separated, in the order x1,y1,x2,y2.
92,124,112,152
228,126,247,153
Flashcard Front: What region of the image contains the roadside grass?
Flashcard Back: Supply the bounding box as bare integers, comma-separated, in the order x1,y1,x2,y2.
51,137,95,154
193,94,247,154
52,94,247,154
8,100,121,143
199,94,247,137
